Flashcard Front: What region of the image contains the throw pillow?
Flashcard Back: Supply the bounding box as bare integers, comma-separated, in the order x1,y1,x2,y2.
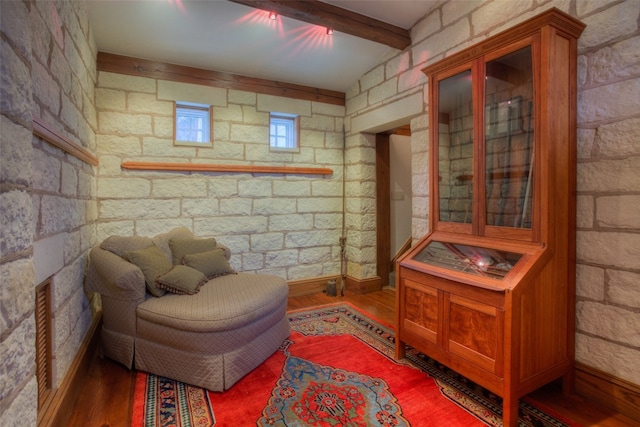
169,237,217,265
152,227,194,263
102,235,153,257
183,248,236,279
156,265,207,295
124,245,172,297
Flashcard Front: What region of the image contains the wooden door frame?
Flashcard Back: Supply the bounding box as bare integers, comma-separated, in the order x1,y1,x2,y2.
376,125,412,288
376,132,391,287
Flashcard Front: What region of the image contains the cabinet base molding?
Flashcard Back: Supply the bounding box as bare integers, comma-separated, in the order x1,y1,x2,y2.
575,362,640,422
37,313,102,427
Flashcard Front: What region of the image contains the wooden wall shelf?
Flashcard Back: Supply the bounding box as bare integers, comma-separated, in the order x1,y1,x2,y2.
32,117,98,166
121,161,333,176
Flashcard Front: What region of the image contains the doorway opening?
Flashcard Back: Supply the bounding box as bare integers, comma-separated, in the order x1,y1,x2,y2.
376,125,412,288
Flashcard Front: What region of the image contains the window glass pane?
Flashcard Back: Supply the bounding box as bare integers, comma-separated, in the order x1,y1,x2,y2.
484,46,534,228
176,103,210,144
269,113,298,150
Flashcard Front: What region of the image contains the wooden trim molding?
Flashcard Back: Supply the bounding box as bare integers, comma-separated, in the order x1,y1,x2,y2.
345,275,382,294
575,362,640,422
288,275,341,297
121,161,333,175
288,274,391,297
288,274,383,296
97,53,345,106
391,236,412,272
32,117,98,166
375,133,391,287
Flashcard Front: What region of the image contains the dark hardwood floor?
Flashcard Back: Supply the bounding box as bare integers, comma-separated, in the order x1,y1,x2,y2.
67,289,638,427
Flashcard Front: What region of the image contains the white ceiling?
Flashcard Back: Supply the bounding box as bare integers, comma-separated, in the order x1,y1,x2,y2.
87,0,438,93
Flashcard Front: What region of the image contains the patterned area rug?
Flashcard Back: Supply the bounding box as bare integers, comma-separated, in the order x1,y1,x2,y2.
131,303,580,427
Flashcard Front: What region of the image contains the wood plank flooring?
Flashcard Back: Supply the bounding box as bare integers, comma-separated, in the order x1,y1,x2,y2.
67,289,638,427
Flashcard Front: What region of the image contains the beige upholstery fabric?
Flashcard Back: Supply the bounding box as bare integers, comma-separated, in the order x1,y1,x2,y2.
85,247,147,300
169,237,217,265
85,247,147,368
136,315,290,391
124,245,172,297
215,243,232,260
152,227,194,263
155,265,207,295
137,273,287,331
223,316,290,388
183,248,235,278
136,287,289,391
137,300,287,353
84,228,291,391
101,235,153,257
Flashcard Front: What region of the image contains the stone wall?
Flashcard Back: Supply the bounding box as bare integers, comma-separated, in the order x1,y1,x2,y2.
344,0,640,386
1,3,638,425
344,49,426,280
0,0,97,424
95,73,345,280
573,0,640,385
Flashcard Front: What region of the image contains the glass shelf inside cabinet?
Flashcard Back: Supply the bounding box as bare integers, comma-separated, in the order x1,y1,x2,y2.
411,241,523,280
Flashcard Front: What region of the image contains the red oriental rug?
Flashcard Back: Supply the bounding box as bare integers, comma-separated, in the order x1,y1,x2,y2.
131,303,580,427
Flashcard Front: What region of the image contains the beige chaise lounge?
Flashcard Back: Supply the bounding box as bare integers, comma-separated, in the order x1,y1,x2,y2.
84,227,290,391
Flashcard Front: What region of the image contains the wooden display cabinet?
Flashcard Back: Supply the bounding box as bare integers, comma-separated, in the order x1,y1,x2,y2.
395,9,585,427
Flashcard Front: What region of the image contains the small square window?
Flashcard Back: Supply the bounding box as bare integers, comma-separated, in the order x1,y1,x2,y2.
175,102,212,147
270,113,299,152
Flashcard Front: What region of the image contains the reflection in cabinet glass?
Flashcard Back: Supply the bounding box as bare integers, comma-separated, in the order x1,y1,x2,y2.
485,46,534,229
412,241,522,280
438,69,473,224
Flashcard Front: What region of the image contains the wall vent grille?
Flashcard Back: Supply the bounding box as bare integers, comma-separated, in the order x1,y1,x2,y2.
35,278,53,408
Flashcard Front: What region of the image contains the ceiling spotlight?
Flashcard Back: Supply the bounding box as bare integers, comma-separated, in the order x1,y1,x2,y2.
269,11,277,20
326,28,334,35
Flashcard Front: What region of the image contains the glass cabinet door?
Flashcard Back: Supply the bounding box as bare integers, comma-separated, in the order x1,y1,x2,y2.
437,69,474,224
484,46,534,229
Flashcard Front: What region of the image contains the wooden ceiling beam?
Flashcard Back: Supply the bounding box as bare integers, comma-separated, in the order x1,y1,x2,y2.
228,0,411,50
97,52,345,106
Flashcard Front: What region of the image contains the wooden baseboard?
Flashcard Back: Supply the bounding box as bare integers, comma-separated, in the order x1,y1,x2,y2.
345,275,382,294
37,313,102,427
575,362,640,422
288,275,383,296
288,275,341,297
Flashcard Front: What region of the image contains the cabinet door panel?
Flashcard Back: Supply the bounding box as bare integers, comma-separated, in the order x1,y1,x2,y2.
446,294,503,374
403,280,439,344
484,45,535,231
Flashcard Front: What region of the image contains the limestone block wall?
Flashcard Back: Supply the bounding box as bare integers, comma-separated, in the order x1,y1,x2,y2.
573,0,640,385
344,40,427,280
1,0,97,424
345,0,640,386
95,72,345,280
